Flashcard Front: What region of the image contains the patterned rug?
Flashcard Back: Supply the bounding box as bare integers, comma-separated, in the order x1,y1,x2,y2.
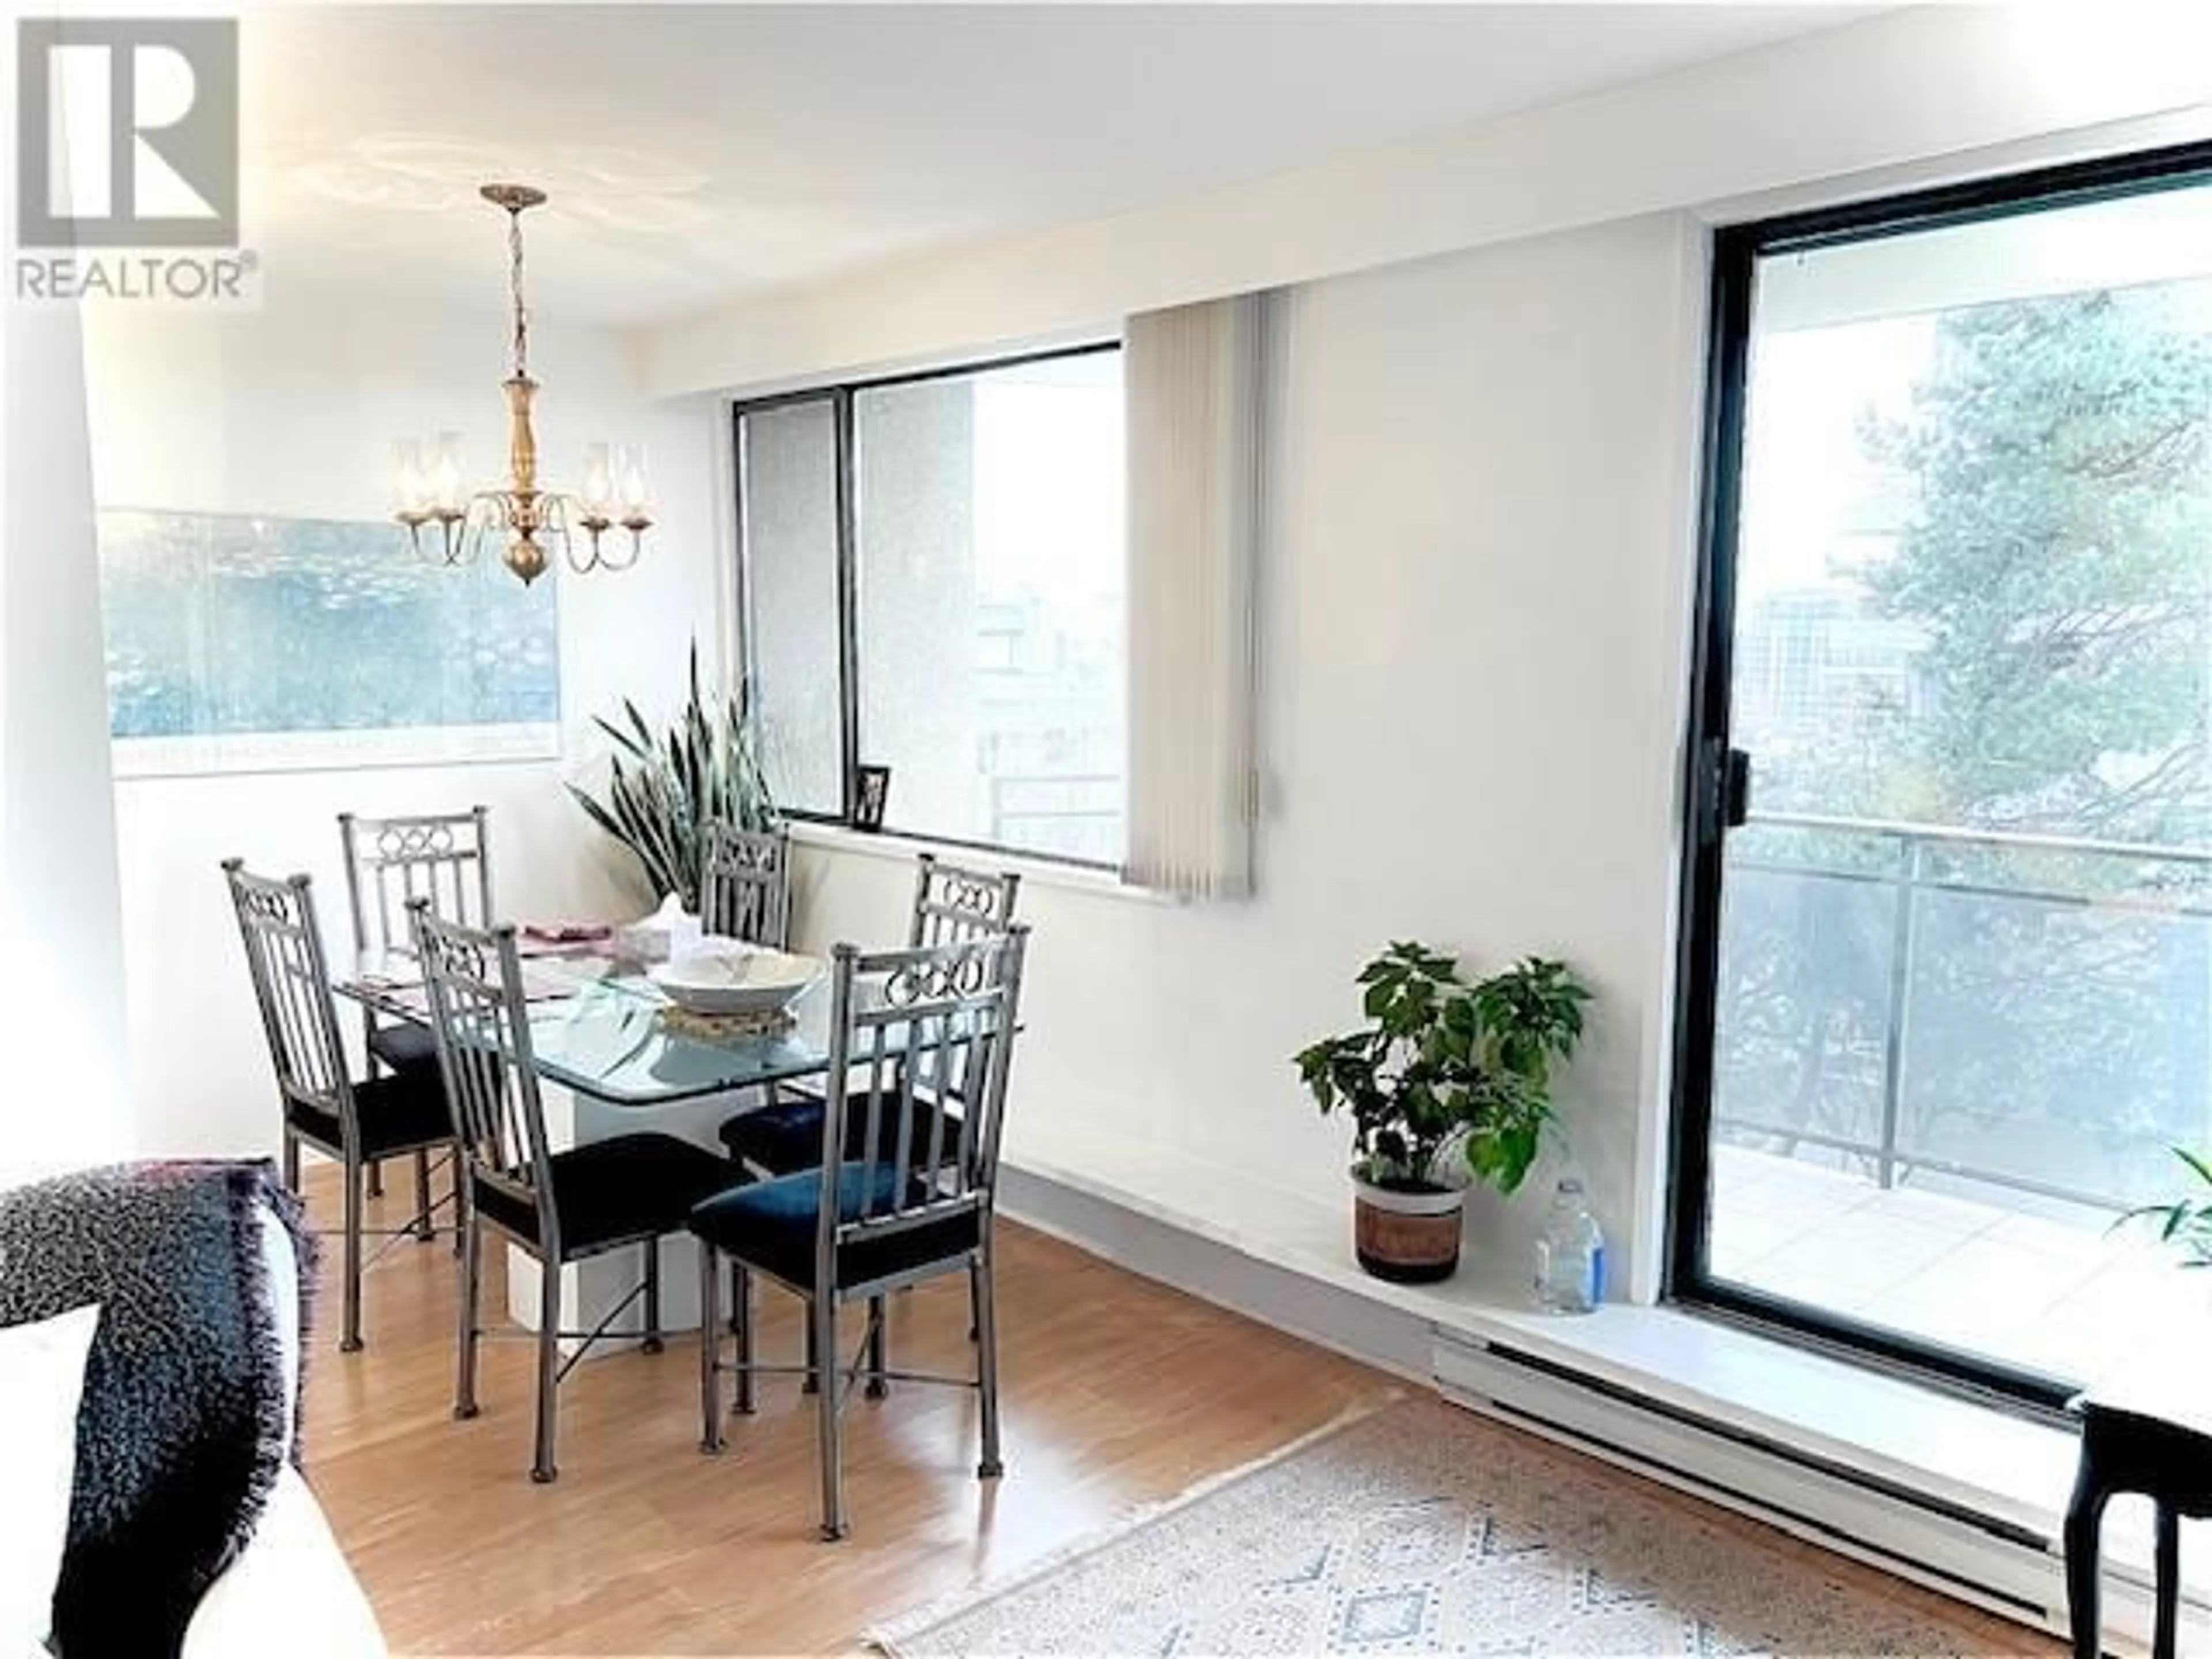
871,1397,2022,1657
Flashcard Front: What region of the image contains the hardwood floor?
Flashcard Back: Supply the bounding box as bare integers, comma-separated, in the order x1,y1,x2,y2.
300,1173,2058,1657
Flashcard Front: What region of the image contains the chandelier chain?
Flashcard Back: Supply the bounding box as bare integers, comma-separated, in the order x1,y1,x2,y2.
507,205,529,381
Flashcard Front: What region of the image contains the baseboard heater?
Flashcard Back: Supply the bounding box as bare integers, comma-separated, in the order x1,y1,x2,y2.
1433,1329,2195,1652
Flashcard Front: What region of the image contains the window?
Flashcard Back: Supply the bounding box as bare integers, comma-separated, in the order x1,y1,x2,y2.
735,345,1126,866
737,397,844,815
1674,141,2212,1406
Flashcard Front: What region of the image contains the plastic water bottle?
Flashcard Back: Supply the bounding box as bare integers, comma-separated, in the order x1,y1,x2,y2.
1532,1178,1605,1314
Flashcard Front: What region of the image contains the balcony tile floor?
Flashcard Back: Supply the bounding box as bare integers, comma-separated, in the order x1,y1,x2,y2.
1712,1143,2212,1385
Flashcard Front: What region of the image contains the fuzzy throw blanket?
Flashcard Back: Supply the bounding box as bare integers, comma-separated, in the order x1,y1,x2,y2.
0,1160,313,1658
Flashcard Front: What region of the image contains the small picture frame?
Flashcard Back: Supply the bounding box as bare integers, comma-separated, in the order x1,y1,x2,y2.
853,764,891,832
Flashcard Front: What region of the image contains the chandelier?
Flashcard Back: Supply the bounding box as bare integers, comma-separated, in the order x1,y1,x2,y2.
391,183,651,585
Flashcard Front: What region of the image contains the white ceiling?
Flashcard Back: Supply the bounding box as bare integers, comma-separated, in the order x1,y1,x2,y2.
244,3,1870,327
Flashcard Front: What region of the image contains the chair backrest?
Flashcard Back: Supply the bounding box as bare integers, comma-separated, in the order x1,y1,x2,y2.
699,821,791,948
409,902,559,1251
339,806,494,964
908,852,1021,949
815,926,1031,1287
222,859,357,1143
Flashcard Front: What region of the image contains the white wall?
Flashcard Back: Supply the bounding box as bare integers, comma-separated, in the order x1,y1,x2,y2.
0,12,132,1188
793,213,1707,1299
83,280,722,1158
2,302,134,1185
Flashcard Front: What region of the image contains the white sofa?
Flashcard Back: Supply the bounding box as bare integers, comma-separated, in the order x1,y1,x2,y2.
179,1203,385,1659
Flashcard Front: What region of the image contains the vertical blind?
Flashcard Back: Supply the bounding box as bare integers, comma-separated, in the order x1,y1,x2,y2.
1123,294,1263,898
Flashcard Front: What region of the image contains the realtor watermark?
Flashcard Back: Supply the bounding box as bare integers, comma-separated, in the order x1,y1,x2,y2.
13,17,260,304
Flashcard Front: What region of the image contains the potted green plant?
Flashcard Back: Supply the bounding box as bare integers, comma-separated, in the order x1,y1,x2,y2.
568,642,778,912
1294,942,1590,1283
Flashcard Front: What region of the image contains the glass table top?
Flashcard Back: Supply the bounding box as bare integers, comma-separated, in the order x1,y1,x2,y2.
338,953,844,1106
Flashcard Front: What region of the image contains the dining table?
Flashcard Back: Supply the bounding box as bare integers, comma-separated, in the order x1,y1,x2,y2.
334,941,857,1342
339,944,857,1107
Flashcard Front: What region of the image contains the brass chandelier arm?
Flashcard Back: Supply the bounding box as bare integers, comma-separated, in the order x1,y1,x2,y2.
399,503,471,566
551,493,646,575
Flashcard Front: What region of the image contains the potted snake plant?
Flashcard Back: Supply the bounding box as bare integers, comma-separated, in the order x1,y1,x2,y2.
567,641,778,912
1294,942,1590,1283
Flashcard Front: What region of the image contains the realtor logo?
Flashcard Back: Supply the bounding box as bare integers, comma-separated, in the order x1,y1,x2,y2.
16,17,239,248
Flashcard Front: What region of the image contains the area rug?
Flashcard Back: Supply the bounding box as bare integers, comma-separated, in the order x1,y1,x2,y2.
870,1396,2012,1657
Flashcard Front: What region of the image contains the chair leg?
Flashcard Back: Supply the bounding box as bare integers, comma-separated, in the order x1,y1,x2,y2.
531,1262,561,1484
697,1244,724,1454
734,1263,756,1415
450,1153,465,1259
2064,1460,2107,1659
975,1249,1002,1480
641,1240,664,1354
802,1312,820,1394
865,1295,888,1399
366,1157,384,1199
2155,1503,2180,1659
454,1196,482,1420
341,1154,365,1353
968,1257,982,1343
813,1294,846,1540
281,1131,301,1194
412,1147,435,1243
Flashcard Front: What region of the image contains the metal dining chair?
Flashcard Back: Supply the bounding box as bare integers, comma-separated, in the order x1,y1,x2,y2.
411,900,737,1483
908,851,1025,950
698,821,791,949
714,851,1022,1376
717,851,1020,1175
222,859,459,1353
339,806,491,1228
692,925,1031,1538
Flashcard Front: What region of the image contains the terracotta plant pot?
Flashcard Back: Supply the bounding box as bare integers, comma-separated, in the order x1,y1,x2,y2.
1350,1170,1465,1283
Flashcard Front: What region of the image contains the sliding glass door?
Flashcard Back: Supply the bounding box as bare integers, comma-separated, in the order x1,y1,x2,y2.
1674,143,2212,1399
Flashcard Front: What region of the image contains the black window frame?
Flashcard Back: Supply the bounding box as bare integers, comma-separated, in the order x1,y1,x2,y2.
1668,136,2212,1413
731,338,1125,870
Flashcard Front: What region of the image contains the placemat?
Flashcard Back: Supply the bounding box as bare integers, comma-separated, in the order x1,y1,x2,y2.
659,1005,798,1046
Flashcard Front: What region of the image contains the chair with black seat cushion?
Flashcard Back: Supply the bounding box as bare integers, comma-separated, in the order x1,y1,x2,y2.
691,819,797,1339
716,851,1022,1382
222,859,460,1354
411,900,737,1484
692,924,1030,1539
719,1090,955,1175
717,851,1019,1178
698,821,791,948
339,806,493,1229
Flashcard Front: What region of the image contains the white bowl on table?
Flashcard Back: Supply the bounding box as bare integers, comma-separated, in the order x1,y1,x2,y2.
647,946,822,1016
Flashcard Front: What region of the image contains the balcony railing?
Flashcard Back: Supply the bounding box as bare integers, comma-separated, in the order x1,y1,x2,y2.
1716,810,2212,1218
985,770,1122,864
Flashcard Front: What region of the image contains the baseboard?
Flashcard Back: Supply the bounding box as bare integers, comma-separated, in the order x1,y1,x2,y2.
1433,1329,2066,1639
